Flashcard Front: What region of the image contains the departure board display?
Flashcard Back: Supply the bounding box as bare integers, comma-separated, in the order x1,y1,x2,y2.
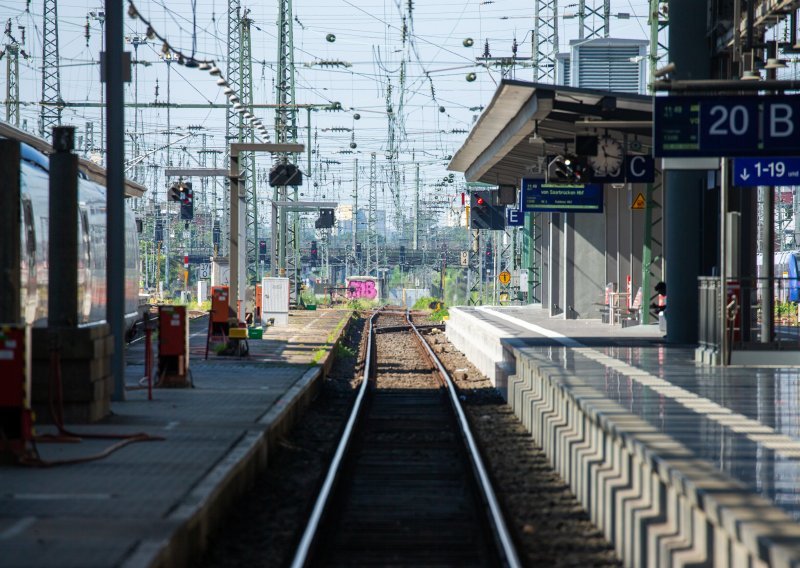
521,180,604,213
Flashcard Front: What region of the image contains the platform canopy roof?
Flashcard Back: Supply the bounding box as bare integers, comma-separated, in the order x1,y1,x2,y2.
448,80,652,186
0,121,147,198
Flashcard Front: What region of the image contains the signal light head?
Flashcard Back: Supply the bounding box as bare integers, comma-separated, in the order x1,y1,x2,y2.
476,196,485,206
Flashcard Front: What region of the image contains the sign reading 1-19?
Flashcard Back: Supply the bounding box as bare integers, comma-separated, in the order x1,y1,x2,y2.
733,157,800,187
754,161,786,177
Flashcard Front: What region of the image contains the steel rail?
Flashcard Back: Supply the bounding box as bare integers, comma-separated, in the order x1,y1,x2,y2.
289,310,376,568
406,312,523,568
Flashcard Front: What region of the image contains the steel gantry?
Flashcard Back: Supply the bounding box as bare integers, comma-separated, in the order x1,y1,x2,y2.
577,0,610,40
274,0,301,304
224,0,243,259
3,43,20,126
532,0,559,83
40,0,62,136
239,14,259,285
648,0,669,87
367,152,379,276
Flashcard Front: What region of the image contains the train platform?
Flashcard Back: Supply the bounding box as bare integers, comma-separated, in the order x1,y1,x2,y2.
0,308,353,568
447,305,800,568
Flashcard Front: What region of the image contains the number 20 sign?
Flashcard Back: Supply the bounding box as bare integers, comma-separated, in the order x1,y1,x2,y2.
654,95,800,157
700,97,800,156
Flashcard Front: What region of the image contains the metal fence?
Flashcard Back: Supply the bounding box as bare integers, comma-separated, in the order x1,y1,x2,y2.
698,276,800,355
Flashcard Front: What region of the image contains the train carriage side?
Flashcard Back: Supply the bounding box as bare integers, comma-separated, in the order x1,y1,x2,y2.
17,143,142,334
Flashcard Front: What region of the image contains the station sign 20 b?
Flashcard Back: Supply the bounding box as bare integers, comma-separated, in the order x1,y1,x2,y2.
654,95,800,157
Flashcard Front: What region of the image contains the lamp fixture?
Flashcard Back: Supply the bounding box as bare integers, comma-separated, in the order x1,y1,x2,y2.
765,57,787,70
528,120,546,144
740,70,761,81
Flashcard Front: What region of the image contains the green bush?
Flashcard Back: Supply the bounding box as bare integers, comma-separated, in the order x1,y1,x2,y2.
429,306,449,322
776,301,797,318
186,299,211,312
346,298,379,311
334,343,355,359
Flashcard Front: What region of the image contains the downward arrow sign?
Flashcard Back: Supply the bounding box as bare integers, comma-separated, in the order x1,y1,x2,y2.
740,169,750,181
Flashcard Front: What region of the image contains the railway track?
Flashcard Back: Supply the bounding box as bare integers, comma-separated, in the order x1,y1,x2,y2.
290,307,520,567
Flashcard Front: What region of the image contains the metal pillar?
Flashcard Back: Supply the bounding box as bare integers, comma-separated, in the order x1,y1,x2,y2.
225,0,242,259
275,0,299,302
230,151,245,319
0,139,20,321
5,43,20,126
40,0,62,136
385,80,404,236
577,0,610,40
105,0,126,401
720,158,729,363
367,153,378,276
760,185,774,343
641,0,668,324
467,226,481,305
532,0,559,83
48,127,78,327
413,163,420,250
664,0,710,344
352,158,358,271
640,181,656,324
240,15,258,284
648,0,669,90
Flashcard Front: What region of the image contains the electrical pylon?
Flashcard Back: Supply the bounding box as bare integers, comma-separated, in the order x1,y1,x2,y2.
225,0,243,259
648,0,669,85
275,0,299,303
240,14,258,285
578,0,610,40
532,0,558,83
40,0,62,137
4,43,19,126
367,152,378,276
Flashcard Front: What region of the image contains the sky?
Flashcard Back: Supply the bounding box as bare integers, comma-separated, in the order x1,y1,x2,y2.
0,0,655,228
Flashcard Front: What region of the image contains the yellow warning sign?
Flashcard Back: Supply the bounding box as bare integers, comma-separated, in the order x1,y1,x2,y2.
631,192,646,210
498,270,511,285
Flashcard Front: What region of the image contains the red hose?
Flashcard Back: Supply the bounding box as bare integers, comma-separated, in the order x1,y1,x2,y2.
20,348,164,467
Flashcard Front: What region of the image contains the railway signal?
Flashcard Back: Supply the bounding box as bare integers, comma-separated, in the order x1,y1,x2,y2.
179,182,193,221
470,191,505,230
547,154,591,183
315,208,335,229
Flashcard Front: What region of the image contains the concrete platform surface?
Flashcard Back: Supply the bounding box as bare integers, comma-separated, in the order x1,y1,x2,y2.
0,308,352,568
447,305,800,567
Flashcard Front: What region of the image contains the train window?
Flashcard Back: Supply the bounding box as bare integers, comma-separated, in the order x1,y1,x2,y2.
22,198,35,256
80,209,91,264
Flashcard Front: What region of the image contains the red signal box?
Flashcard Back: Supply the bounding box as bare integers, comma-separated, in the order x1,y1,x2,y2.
0,325,33,458
158,305,190,387
211,286,230,324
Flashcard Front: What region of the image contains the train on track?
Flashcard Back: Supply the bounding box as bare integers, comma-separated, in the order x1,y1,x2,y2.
16,141,145,335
